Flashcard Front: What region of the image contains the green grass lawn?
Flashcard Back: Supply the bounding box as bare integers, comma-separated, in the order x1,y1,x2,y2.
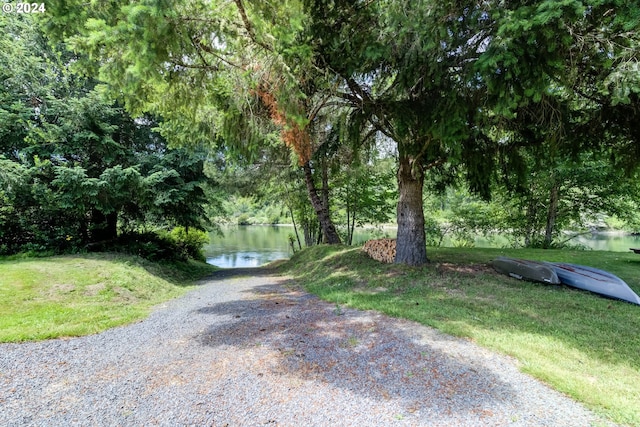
0,253,217,342
280,245,640,427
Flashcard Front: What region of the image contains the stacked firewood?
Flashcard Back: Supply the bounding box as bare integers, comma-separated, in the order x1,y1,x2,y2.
362,238,397,263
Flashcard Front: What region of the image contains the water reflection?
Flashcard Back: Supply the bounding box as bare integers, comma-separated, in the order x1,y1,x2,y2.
204,225,640,268
574,233,640,252
206,251,291,268
204,226,293,268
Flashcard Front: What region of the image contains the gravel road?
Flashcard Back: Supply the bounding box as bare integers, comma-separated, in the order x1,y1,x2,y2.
0,268,618,426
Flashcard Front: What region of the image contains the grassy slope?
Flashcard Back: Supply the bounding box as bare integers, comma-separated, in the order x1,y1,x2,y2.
0,253,217,342
280,245,640,426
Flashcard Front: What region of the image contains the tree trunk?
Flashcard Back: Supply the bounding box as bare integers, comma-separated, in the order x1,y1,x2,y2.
288,205,302,250
524,184,538,247
318,158,332,244
90,210,118,242
395,151,428,265
79,214,90,244
544,183,559,248
282,182,302,250
346,184,355,245
320,157,330,243
303,223,314,247
346,194,351,245
348,202,356,246
524,197,535,247
302,162,341,244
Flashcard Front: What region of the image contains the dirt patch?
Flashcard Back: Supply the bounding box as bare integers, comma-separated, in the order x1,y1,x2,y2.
441,287,467,298
384,268,406,278
436,263,493,275
46,283,76,296
83,283,107,296
53,283,76,293
111,286,138,302
353,286,389,295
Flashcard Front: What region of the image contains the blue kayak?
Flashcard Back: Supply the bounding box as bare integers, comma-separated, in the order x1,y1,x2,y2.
546,262,640,305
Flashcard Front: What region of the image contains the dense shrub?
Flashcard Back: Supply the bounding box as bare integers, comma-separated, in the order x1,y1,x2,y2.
87,232,178,261
86,228,209,262
166,227,209,262
236,214,252,225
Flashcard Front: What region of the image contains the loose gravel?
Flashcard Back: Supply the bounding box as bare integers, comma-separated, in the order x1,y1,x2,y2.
0,268,618,426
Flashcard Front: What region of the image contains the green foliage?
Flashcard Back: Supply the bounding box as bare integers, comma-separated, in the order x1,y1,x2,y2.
87,232,180,262
423,216,445,247
40,0,640,264
88,227,209,263
494,150,640,248
333,156,396,245
422,188,506,248
0,14,215,257
236,213,251,226
420,160,640,250
441,191,503,247
282,178,318,246
43,0,311,157
167,226,210,262
220,195,284,226
0,147,213,256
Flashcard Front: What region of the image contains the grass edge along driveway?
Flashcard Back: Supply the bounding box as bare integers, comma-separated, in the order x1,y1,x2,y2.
280,245,640,427
0,253,216,342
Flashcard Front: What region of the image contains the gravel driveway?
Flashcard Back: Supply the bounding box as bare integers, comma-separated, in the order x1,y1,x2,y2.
0,268,617,426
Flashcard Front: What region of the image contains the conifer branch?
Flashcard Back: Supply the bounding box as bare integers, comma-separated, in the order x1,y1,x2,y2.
233,0,273,52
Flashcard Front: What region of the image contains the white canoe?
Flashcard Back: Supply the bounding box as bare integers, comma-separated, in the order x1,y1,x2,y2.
546,262,640,305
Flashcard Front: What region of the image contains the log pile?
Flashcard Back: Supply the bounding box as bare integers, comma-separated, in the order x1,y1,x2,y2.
362,238,397,264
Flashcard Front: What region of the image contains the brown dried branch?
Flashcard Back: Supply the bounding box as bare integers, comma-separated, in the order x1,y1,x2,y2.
256,88,312,164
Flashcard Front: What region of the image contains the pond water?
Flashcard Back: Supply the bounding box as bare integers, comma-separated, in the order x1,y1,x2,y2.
204,225,395,268
204,226,293,268
204,225,640,268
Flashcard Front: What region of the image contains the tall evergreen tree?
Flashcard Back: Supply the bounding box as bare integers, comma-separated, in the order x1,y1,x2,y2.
44,0,344,244
0,13,212,254
43,0,640,264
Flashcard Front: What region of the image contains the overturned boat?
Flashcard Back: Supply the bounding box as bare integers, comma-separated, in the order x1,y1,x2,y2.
546,262,640,306
491,256,560,284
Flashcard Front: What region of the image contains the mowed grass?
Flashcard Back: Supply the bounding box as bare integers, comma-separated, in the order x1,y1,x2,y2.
0,253,217,342
280,245,640,426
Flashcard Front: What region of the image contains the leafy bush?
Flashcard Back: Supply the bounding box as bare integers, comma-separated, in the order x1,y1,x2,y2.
237,214,252,225
88,232,179,261
167,227,209,262
424,216,444,247
268,213,282,225
87,228,209,262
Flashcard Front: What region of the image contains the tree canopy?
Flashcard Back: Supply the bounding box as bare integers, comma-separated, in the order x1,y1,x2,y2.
0,13,213,257
34,0,640,263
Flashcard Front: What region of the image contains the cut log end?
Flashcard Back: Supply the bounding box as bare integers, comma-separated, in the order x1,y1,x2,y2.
362,239,397,264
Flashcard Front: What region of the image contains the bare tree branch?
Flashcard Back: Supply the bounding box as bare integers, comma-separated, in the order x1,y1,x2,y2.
168,58,219,71
233,0,273,52
191,37,244,70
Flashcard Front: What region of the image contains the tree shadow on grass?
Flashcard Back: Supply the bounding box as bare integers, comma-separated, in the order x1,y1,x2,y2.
191,279,575,425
